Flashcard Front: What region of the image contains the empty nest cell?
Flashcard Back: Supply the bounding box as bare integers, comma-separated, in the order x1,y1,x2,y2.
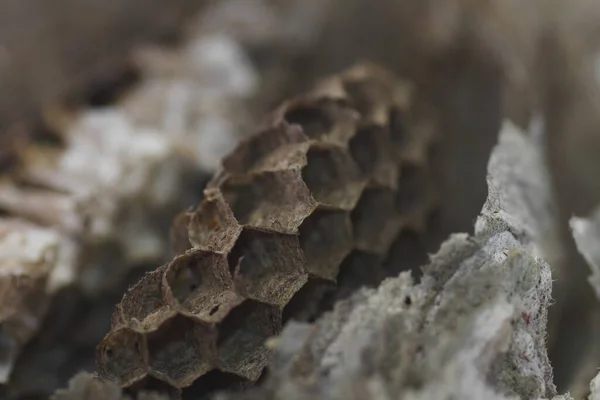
186,190,243,254
163,250,243,323
115,266,172,333
349,124,398,188
301,145,365,210
219,169,316,234
298,209,353,281
229,228,308,307
222,124,309,174
145,315,218,388
97,328,147,387
280,98,359,146
217,300,281,381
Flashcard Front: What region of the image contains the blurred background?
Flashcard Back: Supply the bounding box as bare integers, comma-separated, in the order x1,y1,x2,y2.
1,0,600,399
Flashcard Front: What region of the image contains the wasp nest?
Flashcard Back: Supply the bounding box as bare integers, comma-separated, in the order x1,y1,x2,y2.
97,62,439,394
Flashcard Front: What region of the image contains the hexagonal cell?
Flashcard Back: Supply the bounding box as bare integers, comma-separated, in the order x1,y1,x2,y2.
349,125,398,188
217,300,281,381
118,265,174,332
220,169,316,234
97,328,147,387
163,250,243,323
146,314,218,388
284,104,331,140
282,278,336,323
230,229,308,307
298,209,353,281
222,124,309,174
352,188,403,254
281,98,358,145
188,190,242,253
301,145,365,210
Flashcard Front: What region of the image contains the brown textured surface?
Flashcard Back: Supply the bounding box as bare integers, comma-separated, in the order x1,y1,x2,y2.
97,62,439,394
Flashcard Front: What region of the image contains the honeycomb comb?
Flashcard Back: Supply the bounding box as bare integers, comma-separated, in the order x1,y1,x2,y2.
97,62,439,393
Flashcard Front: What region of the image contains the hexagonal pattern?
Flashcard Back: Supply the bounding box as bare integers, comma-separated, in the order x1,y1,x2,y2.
217,300,281,380
230,229,308,307
97,62,439,394
276,98,359,146
302,145,366,209
146,315,217,387
186,190,242,253
97,328,147,387
298,209,353,281
220,170,316,234
162,250,243,323
349,125,398,188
